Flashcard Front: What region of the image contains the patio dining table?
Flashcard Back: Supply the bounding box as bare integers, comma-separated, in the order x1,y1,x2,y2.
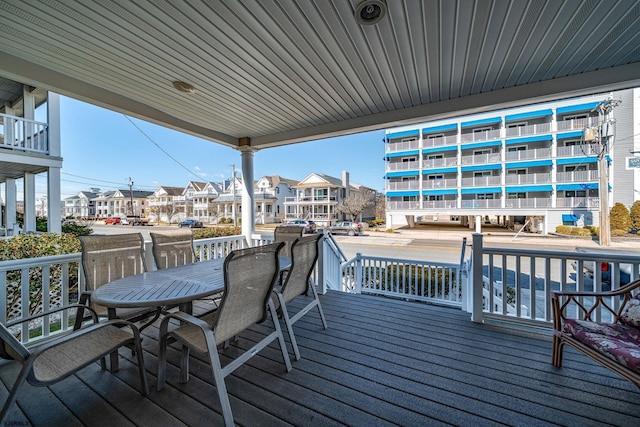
91,255,291,370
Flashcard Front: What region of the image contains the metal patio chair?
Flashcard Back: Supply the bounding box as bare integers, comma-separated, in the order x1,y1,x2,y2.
156,242,291,427
0,305,149,423
150,228,196,269
273,233,327,360
150,229,221,314
77,233,161,330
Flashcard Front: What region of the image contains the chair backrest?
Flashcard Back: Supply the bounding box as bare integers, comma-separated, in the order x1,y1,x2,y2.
274,225,304,259
280,234,322,304
150,229,196,269
213,242,284,344
79,234,146,306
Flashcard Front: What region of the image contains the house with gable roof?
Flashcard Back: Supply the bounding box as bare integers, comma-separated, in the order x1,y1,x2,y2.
283,171,376,226
147,186,184,223
63,189,99,218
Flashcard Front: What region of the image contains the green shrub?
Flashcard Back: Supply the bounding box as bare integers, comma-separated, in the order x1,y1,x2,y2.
192,227,242,240
61,223,93,237
0,233,82,319
610,202,631,233
630,200,640,232
555,225,591,236
368,219,385,227
611,229,627,237
585,225,599,236
385,228,395,233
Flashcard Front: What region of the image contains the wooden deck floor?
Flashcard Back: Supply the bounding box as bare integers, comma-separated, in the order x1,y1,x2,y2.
2,291,639,426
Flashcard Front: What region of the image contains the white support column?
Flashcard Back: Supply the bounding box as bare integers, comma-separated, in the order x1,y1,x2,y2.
24,173,37,233
475,215,482,233
240,145,255,243
6,179,17,234
47,167,62,233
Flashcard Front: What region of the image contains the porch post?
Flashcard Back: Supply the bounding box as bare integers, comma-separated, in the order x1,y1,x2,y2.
239,141,255,244
24,172,37,233
47,92,62,233
471,233,484,323
5,179,17,233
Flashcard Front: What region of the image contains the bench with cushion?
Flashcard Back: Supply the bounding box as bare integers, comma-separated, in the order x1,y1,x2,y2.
552,279,640,389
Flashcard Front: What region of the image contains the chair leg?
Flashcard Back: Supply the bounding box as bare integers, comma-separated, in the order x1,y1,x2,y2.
269,299,293,371
131,327,149,396
278,294,301,361
552,335,563,368
180,345,190,384
207,334,234,427
0,366,30,424
309,280,328,330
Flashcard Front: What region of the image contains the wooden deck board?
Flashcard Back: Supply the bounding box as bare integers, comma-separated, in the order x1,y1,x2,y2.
1,290,639,426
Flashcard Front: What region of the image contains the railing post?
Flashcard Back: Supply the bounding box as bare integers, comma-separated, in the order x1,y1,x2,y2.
317,235,325,295
471,233,484,323
355,253,363,294
143,240,155,271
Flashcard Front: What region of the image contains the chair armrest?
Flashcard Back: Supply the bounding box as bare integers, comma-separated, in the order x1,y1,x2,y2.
160,310,212,331
552,279,640,331
6,304,99,328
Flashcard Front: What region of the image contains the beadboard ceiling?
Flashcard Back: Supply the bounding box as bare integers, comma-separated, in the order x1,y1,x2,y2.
1,0,640,150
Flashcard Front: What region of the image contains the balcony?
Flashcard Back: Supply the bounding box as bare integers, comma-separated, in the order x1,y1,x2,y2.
504,122,551,137
461,199,501,209
422,157,458,168
422,134,458,148
460,153,501,165
505,197,552,208
0,113,49,154
461,176,501,187
505,147,551,161
386,139,419,153
386,200,420,210
556,144,599,157
556,117,595,132
423,200,457,209
386,160,420,172
460,128,501,143
422,178,457,189
505,173,551,185
556,170,599,183
387,180,420,191
284,196,337,203
556,197,600,208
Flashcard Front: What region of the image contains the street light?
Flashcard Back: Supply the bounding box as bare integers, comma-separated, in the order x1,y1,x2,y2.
128,177,135,216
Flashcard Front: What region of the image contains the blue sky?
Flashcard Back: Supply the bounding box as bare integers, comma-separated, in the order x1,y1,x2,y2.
35,97,386,199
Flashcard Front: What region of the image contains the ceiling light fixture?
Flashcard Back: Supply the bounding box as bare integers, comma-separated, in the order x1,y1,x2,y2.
172,81,197,94
355,0,387,26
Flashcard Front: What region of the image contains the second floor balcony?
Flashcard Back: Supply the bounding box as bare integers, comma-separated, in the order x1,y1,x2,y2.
0,113,49,154
422,178,457,189
556,197,600,208
505,173,551,185
504,122,551,137
504,197,552,208
505,147,551,161
461,176,501,187
387,160,420,172
460,153,501,165
556,170,598,183
556,144,598,157
386,138,419,153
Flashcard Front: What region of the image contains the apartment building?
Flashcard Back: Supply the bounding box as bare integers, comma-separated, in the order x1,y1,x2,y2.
63,190,99,218
384,89,640,234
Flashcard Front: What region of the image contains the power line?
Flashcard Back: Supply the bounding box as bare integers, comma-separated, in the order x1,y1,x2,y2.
60,173,156,189
123,115,206,181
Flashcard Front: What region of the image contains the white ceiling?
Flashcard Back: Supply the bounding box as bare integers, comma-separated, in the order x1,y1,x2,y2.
1,0,640,151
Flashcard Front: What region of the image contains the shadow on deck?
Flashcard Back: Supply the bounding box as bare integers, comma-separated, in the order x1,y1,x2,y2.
1,291,639,426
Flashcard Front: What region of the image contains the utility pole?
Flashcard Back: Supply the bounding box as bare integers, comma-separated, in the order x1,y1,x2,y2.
128,177,135,216
592,95,621,246
230,164,237,226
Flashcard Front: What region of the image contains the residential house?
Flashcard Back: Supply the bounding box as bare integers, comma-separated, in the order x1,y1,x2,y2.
147,186,184,223
63,189,99,218
254,175,297,223
284,171,376,227
93,189,153,219
384,89,640,234
181,181,224,223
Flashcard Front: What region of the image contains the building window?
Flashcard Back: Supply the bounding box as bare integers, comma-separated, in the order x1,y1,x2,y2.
507,145,526,152
564,114,588,121
507,122,527,129
474,171,491,177
427,154,443,160
565,190,587,197
507,193,526,199
402,196,417,202
427,175,443,180
427,133,444,139
477,193,494,200
473,127,492,134
402,156,417,162
565,165,587,172
474,149,491,155
507,169,527,175
428,195,443,201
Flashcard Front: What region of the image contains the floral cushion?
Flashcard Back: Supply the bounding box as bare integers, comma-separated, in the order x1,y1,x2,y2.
563,319,640,374
620,292,640,328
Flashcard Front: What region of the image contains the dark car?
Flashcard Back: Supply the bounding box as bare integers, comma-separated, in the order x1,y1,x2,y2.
326,221,362,236
283,219,316,234
179,219,203,228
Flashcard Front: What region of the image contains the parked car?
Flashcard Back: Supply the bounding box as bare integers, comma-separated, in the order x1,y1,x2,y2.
104,217,121,225
326,221,362,236
179,219,203,228
283,219,316,234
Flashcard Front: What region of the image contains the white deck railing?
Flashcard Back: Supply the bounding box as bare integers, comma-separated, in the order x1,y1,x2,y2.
0,113,49,154
470,233,640,325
